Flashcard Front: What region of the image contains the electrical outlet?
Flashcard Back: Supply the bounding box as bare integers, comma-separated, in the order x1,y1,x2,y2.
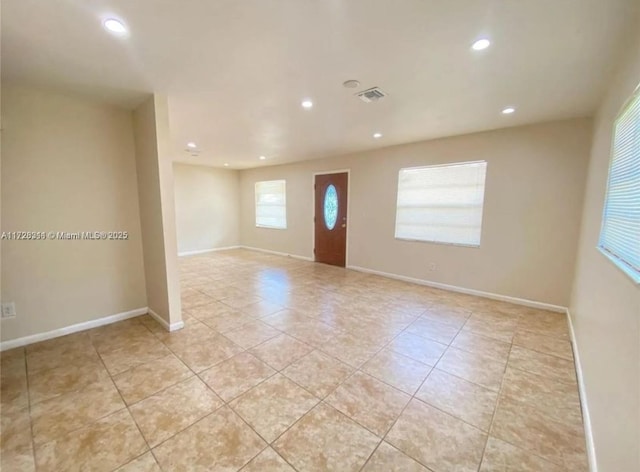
1,302,16,319
428,262,437,272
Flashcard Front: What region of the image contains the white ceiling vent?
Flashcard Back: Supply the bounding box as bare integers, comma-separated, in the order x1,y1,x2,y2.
356,87,387,103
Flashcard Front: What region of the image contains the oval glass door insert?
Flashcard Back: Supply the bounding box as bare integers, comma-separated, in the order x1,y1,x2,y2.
324,184,338,230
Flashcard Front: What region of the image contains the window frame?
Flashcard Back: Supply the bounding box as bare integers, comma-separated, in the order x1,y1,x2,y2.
597,84,640,284
394,160,488,248
254,179,287,230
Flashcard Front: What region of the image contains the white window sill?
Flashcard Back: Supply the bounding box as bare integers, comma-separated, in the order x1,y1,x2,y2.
597,246,640,285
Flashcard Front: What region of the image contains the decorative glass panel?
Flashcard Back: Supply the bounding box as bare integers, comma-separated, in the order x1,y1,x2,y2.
324,184,338,230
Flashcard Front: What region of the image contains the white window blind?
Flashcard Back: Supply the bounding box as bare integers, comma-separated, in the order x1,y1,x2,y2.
255,180,287,229
395,161,487,246
598,87,640,282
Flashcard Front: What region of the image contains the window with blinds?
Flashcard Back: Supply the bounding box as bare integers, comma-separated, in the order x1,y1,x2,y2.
255,180,287,229
395,161,487,246
598,86,640,283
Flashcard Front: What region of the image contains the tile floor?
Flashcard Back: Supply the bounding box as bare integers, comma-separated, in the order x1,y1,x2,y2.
0,249,588,471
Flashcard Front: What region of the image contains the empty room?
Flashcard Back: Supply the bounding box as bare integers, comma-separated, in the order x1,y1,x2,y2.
1,1,639,471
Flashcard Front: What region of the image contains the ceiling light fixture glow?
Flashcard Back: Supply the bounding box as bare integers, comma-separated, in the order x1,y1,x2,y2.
301,99,313,109
224,163,229,167
501,107,516,114
373,133,382,139
186,142,197,148
259,155,266,160
104,18,127,34
471,38,491,51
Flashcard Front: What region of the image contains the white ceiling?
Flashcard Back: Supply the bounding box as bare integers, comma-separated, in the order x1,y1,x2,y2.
2,0,638,168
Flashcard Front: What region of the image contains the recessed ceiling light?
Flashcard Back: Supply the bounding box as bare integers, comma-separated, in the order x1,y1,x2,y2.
301,99,313,109
186,142,197,148
373,133,383,139
103,18,127,35
471,38,491,51
224,163,229,167
501,107,516,114
259,155,266,160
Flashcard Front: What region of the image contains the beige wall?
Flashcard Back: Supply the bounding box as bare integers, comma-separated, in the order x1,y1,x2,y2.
173,163,240,254
132,95,182,327
569,29,640,471
240,118,592,307
0,85,147,341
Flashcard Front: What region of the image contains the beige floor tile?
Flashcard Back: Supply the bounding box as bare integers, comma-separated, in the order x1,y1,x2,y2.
199,352,275,401
112,353,192,405
242,447,295,471
416,368,498,431
512,330,573,360
362,441,430,472
26,333,96,373
31,378,125,444
420,305,471,328
199,310,255,333
35,409,148,472
450,330,511,362
28,356,111,404
221,294,263,309
181,288,216,310
501,367,583,428
152,406,266,471
480,436,564,472
224,320,281,349
138,315,167,336
229,373,319,442
387,398,486,472
156,320,219,349
517,312,570,340
436,346,507,391
326,371,411,436
491,396,587,468
389,332,447,366
508,345,577,384
90,322,157,353
243,300,285,318
116,452,162,471
318,330,381,367
406,316,461,344
361,348,432,395
250,333,313,370
98,337,171,375
274,403,380,472
169,333,243,372
282,350,353,398
129,376,223,446
1,407,35,471
0,364,29,414
462,314,519,343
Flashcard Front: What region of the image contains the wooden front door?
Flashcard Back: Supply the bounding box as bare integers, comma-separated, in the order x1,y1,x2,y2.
314,172,348,267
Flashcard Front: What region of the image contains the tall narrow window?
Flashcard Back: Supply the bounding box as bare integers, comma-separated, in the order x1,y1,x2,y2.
395,161,487,246
598,86,640,283
255,180,287,229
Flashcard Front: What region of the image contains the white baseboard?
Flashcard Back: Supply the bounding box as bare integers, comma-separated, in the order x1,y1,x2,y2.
0,307,148,351
346,265,567,313
147,308,184,332
566,309,597,472
178,246,240,257
240,245,313,262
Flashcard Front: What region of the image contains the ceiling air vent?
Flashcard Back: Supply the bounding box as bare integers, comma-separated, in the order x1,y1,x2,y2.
356,87,387,103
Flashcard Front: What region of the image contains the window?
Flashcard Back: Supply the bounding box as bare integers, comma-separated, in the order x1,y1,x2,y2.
255,180,287,229
598,87,640,283
395,161,487,246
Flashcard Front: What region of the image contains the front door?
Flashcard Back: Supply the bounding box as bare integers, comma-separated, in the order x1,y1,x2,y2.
314,172,348,267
